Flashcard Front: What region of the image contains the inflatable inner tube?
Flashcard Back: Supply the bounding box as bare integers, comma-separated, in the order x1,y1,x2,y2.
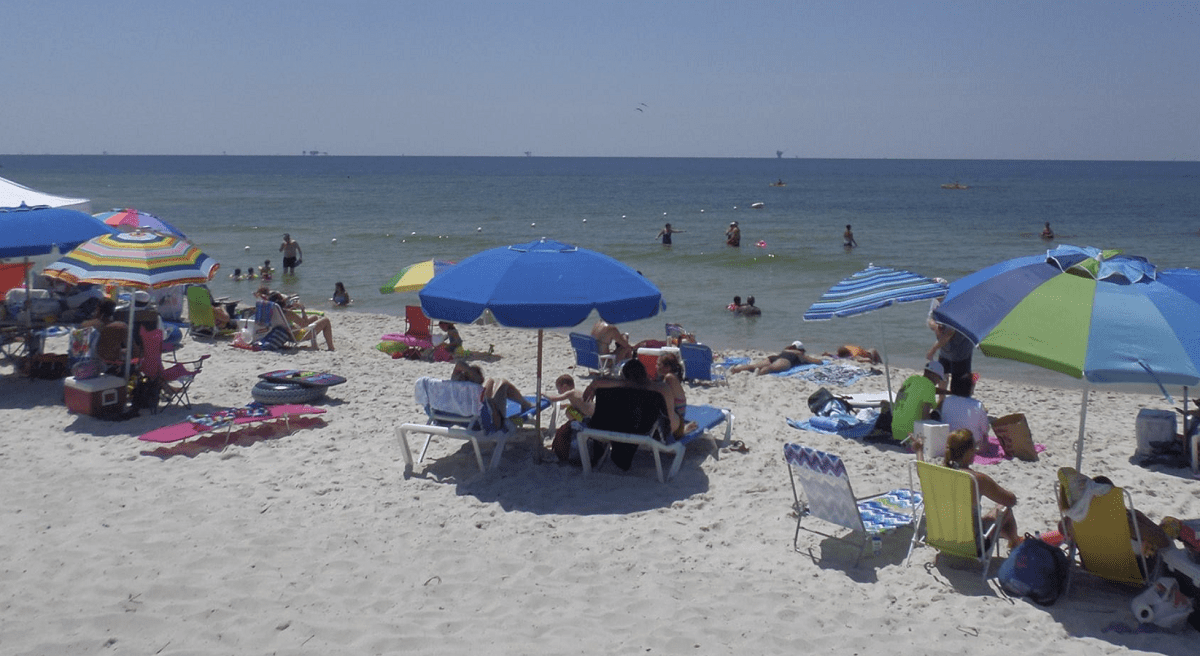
251,380,327,405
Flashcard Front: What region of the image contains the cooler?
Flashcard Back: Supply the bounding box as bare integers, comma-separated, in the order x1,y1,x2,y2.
636,346,682,380
1136,408,1176,456
913,420,950,460
64,374,126,417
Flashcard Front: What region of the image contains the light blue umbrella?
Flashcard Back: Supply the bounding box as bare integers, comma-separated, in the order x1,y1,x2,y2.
420,237,665,437
804,265,949,399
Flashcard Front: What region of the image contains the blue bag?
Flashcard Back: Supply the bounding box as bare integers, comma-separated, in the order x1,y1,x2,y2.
997,533,1069,606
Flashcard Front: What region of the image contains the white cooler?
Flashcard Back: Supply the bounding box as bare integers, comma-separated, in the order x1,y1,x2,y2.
914,420,950,460
1136,408,1176,456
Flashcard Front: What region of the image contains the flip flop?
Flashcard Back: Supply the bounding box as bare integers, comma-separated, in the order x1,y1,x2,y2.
726,440,749,453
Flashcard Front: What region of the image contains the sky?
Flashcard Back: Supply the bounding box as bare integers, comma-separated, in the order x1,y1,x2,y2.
4,0,1199,160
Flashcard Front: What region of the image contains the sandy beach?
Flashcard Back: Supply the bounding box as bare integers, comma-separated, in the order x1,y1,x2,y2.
3,311,1199,655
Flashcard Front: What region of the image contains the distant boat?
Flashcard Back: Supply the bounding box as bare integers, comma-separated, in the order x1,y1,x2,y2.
770,179,786,187
750,202,765,209
941,181,968,189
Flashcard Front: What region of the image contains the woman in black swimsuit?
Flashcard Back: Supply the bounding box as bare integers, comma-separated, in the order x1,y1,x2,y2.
729,341,822,376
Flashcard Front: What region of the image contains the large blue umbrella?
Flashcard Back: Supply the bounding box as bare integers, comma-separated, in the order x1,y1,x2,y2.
804,265,949,399
932,245,1200,469
419,237,665,439
0,204,117,259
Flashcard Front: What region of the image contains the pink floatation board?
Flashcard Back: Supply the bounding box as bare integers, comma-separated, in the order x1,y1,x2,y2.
138,404,326,443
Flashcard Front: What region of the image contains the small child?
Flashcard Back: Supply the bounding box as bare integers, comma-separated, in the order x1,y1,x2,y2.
332,281,351,306
230,268,243,281
545,374,595,462
260,260,274,281
246,267,256,279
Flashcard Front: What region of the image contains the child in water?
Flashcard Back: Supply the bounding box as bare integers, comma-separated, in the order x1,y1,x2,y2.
332,282,351,306
230,268,243,281
260,260,274,281
246,267,256,279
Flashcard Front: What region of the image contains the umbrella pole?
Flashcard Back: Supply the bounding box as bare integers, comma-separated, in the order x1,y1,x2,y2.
877,316,893,402
1075,387,1089,472
124,288,136,380
534,329,544,460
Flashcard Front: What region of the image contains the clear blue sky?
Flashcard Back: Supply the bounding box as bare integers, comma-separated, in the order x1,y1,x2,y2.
5,0,1198,159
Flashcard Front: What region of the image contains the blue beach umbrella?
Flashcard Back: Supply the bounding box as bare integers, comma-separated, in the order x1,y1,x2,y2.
804,265,949,399
0,204,117,259
932,245,1200,469
419,237,665,438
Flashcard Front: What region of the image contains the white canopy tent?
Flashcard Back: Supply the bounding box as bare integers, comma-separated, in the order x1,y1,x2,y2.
0,176,91,213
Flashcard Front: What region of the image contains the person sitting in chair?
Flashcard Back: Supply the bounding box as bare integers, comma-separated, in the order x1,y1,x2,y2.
269,292,335,351
943,429,1021,552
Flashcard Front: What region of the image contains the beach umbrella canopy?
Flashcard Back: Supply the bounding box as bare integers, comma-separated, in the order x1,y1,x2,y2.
419,237,665,438
94,208,187,239
932,245,1200,469
379,259,454,294
0,204,117,259
43,231,220,379
804,265,949,399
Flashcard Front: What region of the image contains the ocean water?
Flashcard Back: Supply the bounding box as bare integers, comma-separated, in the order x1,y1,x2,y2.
5,155,1200,386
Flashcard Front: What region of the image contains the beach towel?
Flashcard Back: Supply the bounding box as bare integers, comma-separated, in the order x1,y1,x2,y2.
787,409,879,440
972,430,1047,466
718,357,876,385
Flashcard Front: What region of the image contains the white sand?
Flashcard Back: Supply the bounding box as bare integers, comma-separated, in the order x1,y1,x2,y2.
2,311,1199,655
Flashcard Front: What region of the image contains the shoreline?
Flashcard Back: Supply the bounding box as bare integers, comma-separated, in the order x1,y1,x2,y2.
2,309,1198,654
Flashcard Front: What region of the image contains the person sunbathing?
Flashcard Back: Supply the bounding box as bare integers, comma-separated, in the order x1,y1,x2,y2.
823,343,882,364
451,361,535,420
656,352,697,439
270,292,335,351
591,319,633,362
729,341,822,375
943,429,1021,551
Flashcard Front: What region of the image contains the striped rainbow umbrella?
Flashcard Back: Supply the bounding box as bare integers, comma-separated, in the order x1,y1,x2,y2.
805,265,949,399
43,230,218,290
94,208,187,238
43,231,219,379
380,258,454,294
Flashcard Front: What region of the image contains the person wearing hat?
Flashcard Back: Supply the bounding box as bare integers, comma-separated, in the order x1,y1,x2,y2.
891,361,945,444
725,221,741,247
729,340,821,375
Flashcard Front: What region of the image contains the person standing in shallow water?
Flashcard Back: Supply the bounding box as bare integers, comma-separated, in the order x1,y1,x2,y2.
656,223,684,246
844,224,858,249
279,234,303,275
726,221,741,247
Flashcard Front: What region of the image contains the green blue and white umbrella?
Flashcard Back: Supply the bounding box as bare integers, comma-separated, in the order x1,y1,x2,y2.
932,245,1200,468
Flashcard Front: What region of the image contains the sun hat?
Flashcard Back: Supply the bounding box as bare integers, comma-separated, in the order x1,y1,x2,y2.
730,221,738,226
925,360,945,379
791,340,805,350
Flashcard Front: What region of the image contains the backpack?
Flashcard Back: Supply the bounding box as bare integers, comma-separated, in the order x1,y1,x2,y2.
253,325,291,351
807,387,850,417
997,534,1069,606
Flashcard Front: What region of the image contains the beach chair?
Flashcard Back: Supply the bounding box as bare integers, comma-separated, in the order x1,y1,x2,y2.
186,285,235,340
679,342,726,385
906,460,1008,581
785,443,922,565
680,404,735,453
568,332,615,376
1056,467,1151,590
405,305,431,341
577,386,684,482
137,325,210,412
251,300,323,350
396,377,549,473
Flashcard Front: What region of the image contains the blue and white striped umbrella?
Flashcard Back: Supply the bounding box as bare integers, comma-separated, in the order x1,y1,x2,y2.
805,265,948,399
803,266,948,320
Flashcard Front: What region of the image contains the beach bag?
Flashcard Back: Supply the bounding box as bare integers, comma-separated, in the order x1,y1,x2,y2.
993,413,1038,461
71,358,104,380
997,534,1068,606
254,325,291,352
808,387,850,417
131,375,161,411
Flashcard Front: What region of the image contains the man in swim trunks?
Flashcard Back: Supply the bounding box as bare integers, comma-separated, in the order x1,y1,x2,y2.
892,361,945,443
844,224,858,248
729,341,821,375
279,233,303,275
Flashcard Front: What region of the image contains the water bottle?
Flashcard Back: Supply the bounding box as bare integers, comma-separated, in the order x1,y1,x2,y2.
871,535,882,556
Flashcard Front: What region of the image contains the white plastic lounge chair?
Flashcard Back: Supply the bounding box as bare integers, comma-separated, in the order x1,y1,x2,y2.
785,443,922,565
576,387,731,482
397,377,549,473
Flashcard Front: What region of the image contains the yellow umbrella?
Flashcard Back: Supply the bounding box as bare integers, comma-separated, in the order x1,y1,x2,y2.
379,259,454,294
